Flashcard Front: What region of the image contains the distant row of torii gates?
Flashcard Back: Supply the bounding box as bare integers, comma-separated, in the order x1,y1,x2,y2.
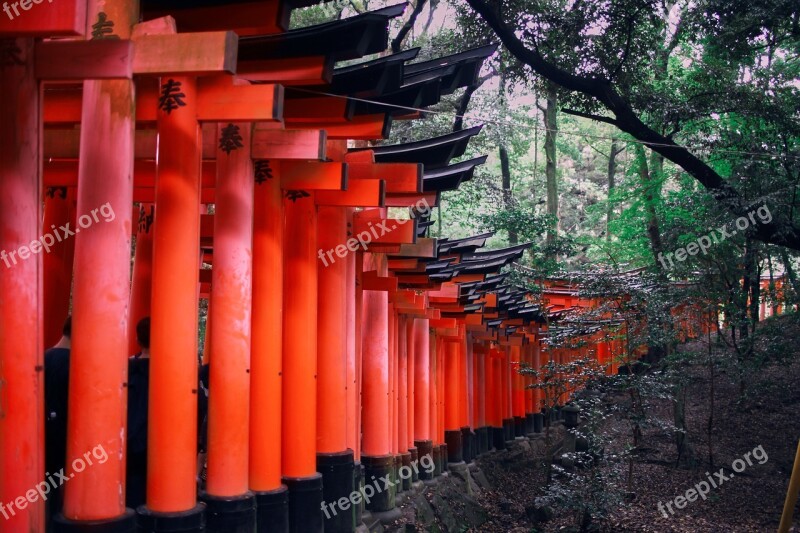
0,1,721,532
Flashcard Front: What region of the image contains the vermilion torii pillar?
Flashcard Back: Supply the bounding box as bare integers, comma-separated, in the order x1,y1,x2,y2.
476,343,489,454
0,37,45,533
397,315,411,491
143,73,204,530
43,187,76,348
251,158,288,530
405,315,418,484
206,122,257,528
361,251,399,517
412,318,433,479
282,189,323,532
128,204,154,355
59,1,137,529
317,205,355,533
444,339,464,464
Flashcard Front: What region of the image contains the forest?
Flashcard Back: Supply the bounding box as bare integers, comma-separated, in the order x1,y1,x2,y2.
291,0,800,531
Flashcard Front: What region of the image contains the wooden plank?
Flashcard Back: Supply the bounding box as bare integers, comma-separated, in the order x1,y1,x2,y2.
450,273,486,283
291,114,390,140
283,96,351,122
238,56,331,85
132,31,238,75
366,245,402,254
44,160,216,188
344,149,374,164
0,0,86,36
465,314,483,325
389,290,421,305
196,77,282,122
390,238,438,258
388,259,420,270
436,328,460,339
35,40,133,80
352,215,416,245
346,162,422,194
393,274,435,285
315,179,384,207
251,127,326,160
362,271,398,292
45,126,324,161
279,161,346,191
135,187,215,204
426,308,441,319
430,318,458,329
398,308,429,317
142,0,285,36
44,84,158,124
385,192,438,208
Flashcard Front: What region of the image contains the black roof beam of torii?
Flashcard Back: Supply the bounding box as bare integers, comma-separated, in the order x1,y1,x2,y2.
346,44,497,116
351,125,483,168
403,44,498,94
237,4,408,62
422,155,488,193
289,48,421,99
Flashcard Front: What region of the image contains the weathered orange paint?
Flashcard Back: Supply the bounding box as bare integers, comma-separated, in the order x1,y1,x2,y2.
250,160,284,491
147,74,201,512
207,122,254,497
398,316,409,453
64,0,138,518
362,253,390,456
128,204,154,355
317,206,348,453
0,37,45,532
282,191,318,478
413,318,431,441
43,188,76,348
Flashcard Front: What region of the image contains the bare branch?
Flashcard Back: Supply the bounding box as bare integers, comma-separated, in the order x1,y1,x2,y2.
561,108,619,127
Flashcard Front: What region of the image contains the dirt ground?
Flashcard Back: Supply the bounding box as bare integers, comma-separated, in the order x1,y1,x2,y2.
470,314,800,533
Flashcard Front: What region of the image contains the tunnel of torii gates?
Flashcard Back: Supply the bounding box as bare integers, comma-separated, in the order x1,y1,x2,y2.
0,1,715,532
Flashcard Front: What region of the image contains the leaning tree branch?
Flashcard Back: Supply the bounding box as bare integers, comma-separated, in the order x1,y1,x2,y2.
391,0,428,53
465,0,800,251
561,108,619,127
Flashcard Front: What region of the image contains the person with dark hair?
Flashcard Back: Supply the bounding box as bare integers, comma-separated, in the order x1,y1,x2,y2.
44,315,72,523
127,317,150,509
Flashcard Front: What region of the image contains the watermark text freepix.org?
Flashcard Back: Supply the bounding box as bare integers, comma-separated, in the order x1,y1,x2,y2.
321,452,435,518
0,202,115,270
657,444,768,518
657,204,772,270
3,0,54,21
318,198,432,267
0,444,108,520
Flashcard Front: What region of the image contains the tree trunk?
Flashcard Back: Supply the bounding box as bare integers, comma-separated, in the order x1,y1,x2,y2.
544,83,558,253
499,145,518,245
390,0,428,52
674,384,696,468
634,145,664,266
779,248,800,301
453,83,478,132
606,138,619,242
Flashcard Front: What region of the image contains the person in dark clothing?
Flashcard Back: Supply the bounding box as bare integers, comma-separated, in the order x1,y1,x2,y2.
197,360,209,490
126,317,150,509
44,316,72,523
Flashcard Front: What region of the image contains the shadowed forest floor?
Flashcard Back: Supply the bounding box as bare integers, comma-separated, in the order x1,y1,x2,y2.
468,314,800,532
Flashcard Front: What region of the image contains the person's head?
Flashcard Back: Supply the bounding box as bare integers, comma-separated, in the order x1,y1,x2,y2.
62,316,72,339
136,317,151,350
